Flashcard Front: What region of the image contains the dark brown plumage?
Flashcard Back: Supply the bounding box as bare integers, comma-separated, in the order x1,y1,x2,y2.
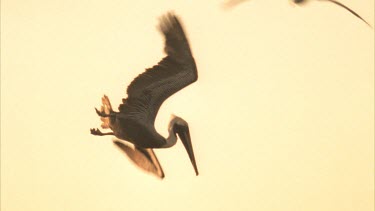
90,13,199,178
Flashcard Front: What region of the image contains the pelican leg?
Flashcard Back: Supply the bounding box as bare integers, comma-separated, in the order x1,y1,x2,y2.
90,128,114,136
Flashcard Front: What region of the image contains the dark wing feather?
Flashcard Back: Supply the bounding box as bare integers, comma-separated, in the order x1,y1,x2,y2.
113,140,165,179
119,13,197,122
326,0,371,27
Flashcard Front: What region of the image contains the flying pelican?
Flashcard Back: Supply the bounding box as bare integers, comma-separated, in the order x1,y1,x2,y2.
90,13,199,178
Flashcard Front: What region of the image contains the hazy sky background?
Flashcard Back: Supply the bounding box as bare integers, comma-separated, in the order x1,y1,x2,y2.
1,0,374,210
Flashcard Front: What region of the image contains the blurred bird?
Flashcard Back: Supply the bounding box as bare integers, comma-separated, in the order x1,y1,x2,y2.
222,0,249,9
222,0,371,26
90,13,199,178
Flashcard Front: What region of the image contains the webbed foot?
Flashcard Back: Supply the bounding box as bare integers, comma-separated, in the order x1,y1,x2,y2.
95,108,109,117
90,128,114,136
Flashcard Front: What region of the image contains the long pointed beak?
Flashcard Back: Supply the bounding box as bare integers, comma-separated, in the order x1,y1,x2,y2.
178,126,199,176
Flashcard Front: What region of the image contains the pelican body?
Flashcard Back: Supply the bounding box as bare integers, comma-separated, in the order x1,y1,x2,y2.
90,13,199,178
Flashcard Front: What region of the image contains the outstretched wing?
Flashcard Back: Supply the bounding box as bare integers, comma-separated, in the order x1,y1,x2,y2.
119,13,198,122
326,0,371,27
113,140,165,179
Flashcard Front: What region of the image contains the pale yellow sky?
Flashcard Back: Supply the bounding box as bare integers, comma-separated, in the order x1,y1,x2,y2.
1,0,374,211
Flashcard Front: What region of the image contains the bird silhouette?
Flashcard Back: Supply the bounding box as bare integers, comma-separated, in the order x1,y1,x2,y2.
90,13,199,178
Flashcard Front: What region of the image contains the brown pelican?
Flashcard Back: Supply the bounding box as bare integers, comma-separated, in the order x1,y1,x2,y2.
90,13,199,178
